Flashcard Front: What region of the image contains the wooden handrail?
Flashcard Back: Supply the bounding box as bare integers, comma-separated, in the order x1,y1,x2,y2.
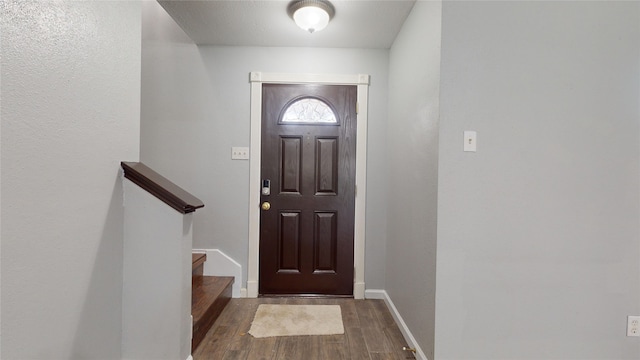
121,162,204,214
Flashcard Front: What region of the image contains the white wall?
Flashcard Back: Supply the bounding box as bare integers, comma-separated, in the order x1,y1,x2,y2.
141,4,390,291
386,2,442,359
436,1,640,359
122,180,192,360
1,1,141,358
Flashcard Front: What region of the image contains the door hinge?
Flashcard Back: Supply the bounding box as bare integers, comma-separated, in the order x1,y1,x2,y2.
356,102,359,115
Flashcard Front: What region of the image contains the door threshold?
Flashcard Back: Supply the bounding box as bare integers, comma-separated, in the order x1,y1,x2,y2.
258,294,354,299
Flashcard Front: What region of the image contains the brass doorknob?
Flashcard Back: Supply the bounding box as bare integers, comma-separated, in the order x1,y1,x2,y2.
261,202,271,211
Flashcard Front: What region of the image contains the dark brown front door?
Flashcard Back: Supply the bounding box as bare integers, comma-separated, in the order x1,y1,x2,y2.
259,83,357,296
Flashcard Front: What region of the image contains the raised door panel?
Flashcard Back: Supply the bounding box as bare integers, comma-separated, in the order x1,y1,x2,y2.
278,211,301,273
313,211,337,274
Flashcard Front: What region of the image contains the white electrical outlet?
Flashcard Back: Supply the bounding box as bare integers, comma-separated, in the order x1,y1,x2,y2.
231,147,250,160
627,315,640,337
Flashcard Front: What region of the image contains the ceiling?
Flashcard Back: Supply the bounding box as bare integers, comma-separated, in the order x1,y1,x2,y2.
158,0,417,49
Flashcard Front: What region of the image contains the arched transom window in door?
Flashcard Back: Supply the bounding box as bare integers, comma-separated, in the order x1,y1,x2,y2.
281,97,338,124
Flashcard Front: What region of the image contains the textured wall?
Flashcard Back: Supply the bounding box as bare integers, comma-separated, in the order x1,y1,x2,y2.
141,3,390,291
385,2,442,359
1,1,140,358
436,1,640,359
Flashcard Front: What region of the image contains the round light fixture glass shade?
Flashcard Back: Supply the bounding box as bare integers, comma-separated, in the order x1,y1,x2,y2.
293,6,329,33
288,0,335,34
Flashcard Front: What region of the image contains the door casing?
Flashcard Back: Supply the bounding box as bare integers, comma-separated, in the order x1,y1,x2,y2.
247,72,370,299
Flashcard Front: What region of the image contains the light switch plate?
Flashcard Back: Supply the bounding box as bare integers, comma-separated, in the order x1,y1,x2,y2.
628,315,640,337
464,131,477,152
231,147,249,160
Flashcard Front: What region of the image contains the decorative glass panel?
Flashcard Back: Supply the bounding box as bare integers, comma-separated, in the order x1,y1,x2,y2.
282,98,337,123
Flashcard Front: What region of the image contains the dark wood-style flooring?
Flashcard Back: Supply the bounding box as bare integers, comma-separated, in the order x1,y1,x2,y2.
193,298,416,360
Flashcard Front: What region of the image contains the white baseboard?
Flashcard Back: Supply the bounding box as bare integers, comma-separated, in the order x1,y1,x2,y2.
240,288,248,298
364,289,428,360
192,249,242,298
364,289,386,299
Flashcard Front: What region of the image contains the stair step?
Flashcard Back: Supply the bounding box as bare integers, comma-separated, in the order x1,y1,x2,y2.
192,275,233,352
192,253,206,276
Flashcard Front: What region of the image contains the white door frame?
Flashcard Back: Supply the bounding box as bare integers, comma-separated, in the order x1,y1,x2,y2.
247,72,369,299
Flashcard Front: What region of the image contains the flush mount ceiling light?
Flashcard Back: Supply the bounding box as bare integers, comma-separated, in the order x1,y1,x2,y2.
287,0,335,34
